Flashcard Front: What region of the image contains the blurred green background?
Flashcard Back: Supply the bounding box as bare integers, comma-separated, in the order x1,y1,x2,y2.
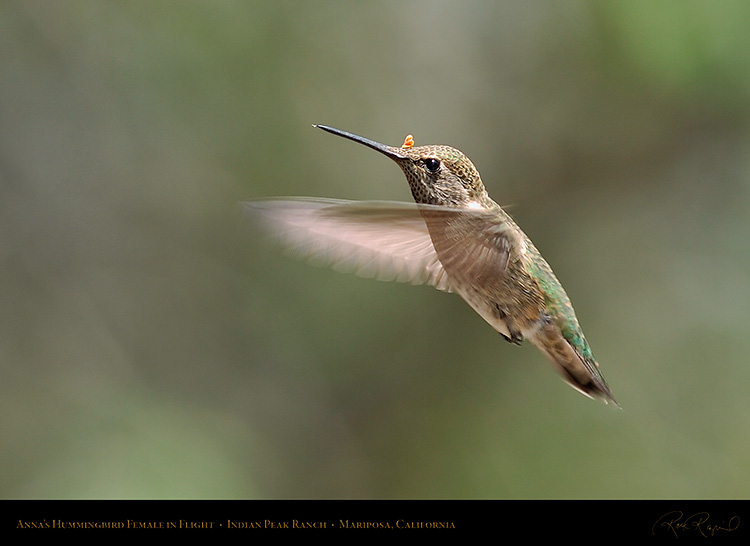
2,1,749,499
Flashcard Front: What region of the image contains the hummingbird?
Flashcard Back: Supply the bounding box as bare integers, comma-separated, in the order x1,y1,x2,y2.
245,125,616,405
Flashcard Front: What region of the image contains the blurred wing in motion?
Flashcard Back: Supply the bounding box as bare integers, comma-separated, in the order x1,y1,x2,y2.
243,198,454,291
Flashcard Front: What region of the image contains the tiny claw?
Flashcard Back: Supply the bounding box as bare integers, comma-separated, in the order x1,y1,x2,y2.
401,134,414,149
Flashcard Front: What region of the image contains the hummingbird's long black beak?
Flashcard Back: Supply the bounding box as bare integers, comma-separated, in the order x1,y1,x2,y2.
314,125,407,161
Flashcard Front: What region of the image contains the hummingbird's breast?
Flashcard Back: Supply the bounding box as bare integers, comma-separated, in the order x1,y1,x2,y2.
421,207,548,343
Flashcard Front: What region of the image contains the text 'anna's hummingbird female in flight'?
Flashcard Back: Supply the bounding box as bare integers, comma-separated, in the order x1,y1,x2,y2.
245,125,616,405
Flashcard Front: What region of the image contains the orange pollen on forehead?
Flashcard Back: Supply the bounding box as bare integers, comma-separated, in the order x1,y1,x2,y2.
401,134,414,149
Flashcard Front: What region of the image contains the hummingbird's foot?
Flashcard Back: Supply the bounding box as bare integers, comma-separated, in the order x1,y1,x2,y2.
500,331,524,345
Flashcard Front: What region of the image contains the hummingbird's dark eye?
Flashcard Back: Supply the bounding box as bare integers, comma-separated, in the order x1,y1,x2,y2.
424,158,441,173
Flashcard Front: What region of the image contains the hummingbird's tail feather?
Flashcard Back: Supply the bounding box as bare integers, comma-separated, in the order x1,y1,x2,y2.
530,322,618,406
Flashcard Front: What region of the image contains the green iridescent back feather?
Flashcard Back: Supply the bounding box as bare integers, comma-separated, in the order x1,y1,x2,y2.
525,243,595,363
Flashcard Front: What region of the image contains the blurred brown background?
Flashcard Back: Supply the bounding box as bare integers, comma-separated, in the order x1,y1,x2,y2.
2,1,749,498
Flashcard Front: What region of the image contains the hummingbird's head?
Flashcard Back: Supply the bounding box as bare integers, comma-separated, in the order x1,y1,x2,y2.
315,125,488,207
